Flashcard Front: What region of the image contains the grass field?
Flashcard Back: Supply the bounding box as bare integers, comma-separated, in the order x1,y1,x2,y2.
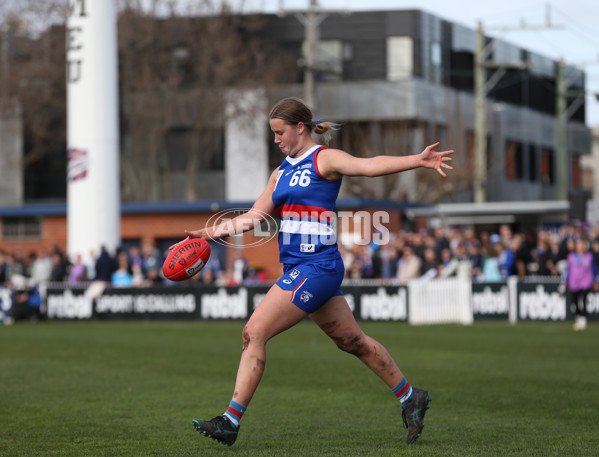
1,320,598,457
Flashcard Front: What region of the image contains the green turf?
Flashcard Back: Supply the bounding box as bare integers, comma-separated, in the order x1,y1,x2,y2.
1,320,598,456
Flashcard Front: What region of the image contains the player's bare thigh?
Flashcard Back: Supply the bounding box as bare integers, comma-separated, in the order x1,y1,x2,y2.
243,284,308,347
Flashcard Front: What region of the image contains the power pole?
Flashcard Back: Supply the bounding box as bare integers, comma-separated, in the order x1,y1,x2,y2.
555,58,592,200
278,0,348,112
473,5,563,203
556,59,567,200
302,0,320,111
0,25,8,102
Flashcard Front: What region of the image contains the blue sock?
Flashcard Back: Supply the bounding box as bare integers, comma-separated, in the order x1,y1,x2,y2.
223,400,246,429
392,378,414,408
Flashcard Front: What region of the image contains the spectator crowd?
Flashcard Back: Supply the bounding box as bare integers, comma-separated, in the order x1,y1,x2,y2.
340,223,599,284
1,223,599,294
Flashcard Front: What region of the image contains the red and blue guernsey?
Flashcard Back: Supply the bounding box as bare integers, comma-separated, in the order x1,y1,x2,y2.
272,145,342,265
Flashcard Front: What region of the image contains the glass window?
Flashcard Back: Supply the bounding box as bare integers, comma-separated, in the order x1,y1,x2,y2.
387,37,413,81
2,217,42,240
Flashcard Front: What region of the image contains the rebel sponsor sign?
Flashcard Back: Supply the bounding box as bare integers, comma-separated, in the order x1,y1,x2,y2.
357,286,408,321
517,283,569,321
472,283,509,320
43,281,594,323
586,293,599,316
201,287,249,319
47,288,93,319
47,286,198,320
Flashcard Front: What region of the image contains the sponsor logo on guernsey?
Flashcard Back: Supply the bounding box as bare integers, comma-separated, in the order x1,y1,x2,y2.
300,291,313,303
282,279,292,284
300,243,315,253
301,163,312,169
289,269,301,280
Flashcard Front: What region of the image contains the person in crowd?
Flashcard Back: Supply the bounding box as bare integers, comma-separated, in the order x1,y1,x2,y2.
373,243,398,279
420,247,438,277
6,246,27,280
495,241,514,281
438,243,472,279
511,233,532,277
29,247,53,287
561,237,599,331
537,237,559,276
94,246,117,282
347,257,365,279
9,275,43,322
433,226,450,260
592,238,599,273
141,243,160,278
410,232,426,259
126,247,145,286
337,243,354,275
128,245,143,271
437,247,453,272
499,224,513,249
353,244,375,278
111,251,133,288
49,249,68,283
176,97,452,447
463,228,478,250
0,250,7,284
557,226,575,263
68,253,88,286
397,245,423,284
478,231,491,253
481,244,502,282
468,242,483,281
243,266,269,285
231,250,249,285
196,267,217,285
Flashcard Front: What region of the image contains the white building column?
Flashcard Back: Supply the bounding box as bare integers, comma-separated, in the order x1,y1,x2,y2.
224,89,269,202
66,0,120,260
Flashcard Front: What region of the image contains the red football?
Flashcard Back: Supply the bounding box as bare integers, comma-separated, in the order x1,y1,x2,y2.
163,238,211,281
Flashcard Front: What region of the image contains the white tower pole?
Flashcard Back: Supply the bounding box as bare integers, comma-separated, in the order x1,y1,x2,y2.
66,0,120,261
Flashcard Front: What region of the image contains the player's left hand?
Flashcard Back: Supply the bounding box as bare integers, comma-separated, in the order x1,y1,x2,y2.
419,142,454,177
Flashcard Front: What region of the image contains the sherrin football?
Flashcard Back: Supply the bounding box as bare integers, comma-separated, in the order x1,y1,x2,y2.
163,238,211,281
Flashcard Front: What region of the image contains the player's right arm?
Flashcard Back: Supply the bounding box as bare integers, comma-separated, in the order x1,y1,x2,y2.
170,168,279,249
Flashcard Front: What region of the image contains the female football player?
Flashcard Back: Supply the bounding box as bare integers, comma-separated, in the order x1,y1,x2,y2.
175,97,453,446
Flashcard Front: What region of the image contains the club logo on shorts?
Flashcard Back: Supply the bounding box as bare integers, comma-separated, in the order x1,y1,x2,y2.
289,269,300,280
300,291,313,303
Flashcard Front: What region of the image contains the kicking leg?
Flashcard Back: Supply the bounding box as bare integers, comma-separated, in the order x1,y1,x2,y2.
233,284,307,406
194,284,307,445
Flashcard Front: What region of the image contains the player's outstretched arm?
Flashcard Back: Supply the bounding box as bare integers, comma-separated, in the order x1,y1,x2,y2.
317,142,454,180
169,168,278,250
